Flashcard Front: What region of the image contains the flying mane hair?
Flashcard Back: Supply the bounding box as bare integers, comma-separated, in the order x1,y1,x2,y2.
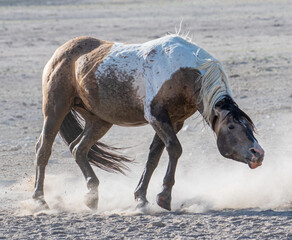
196,56,233,124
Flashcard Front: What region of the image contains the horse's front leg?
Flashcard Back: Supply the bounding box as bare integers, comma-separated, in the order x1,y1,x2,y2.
134,121,184,209
134,133,165,208
150,108,183,211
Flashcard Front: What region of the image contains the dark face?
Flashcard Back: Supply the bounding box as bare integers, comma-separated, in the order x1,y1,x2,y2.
213,100,264,169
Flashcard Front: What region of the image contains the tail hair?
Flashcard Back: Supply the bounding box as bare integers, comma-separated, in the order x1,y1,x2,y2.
59,109,132,174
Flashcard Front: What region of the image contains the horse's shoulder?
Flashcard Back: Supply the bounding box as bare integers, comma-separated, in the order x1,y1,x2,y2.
150,68,199,122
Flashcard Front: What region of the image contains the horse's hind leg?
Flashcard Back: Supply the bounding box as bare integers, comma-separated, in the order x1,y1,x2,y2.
33,61,74,207
70,113,112,210
33,110,70,206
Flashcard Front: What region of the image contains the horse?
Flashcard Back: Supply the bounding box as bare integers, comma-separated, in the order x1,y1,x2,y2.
33,34,264,211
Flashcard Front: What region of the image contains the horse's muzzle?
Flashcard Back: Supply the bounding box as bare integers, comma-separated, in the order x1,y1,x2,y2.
248,142,264,169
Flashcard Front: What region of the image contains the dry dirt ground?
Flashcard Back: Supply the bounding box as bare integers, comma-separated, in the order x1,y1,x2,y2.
0,0,291,239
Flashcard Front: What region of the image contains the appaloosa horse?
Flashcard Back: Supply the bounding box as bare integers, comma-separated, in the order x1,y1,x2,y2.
33,35,264,211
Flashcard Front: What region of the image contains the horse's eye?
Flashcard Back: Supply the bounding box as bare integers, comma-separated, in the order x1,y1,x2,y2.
228,125,235,130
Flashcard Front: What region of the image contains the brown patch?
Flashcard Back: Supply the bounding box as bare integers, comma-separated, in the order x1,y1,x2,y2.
75,41,114,106
147,49,157,56
92,68,146,126
151,68,202,123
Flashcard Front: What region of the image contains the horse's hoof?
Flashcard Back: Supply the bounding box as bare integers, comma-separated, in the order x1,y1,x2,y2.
33,197,49,211
136,198,149,209
84,192,98,210
156,192,171,211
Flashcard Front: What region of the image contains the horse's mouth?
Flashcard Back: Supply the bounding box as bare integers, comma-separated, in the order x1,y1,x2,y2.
246,159,262,169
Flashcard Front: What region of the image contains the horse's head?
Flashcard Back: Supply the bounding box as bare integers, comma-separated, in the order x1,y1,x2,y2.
212,96,264,169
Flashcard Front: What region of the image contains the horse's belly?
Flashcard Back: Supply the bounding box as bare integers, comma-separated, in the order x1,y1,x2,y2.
96,95,147,127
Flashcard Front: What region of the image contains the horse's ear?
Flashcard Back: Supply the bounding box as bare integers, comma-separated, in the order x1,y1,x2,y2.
214,98,227,117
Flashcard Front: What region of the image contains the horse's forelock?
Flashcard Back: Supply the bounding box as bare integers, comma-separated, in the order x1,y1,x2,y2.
218,96,255,132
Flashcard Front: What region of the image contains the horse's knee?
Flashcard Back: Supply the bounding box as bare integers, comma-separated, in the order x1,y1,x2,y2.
166,140,182,160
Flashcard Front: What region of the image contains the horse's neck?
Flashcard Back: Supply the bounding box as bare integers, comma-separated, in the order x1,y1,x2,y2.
194,75,219,127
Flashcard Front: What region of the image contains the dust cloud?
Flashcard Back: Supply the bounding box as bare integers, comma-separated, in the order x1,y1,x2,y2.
17,115,292,216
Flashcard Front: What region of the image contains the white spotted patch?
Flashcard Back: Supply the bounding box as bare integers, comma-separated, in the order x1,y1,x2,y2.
96,35,218,122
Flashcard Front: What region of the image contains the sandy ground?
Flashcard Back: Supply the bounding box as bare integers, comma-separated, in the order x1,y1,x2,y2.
0,0,291,239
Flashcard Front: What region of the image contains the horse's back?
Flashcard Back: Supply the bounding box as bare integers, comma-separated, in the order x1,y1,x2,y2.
73,35,202,125
50,36,105,62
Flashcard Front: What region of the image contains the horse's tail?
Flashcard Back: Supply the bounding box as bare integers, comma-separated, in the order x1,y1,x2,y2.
59,109,131,174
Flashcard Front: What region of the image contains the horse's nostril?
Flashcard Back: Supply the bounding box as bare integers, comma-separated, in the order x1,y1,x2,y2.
250,142,265,158
250,147,264,161
250,148,257,155
250,148,262,159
